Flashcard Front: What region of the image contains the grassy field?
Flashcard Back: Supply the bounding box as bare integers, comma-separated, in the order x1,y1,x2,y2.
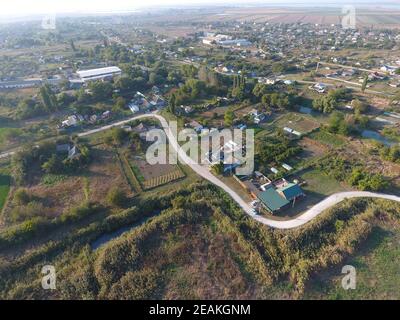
308,130,346,147
307,226,400,299
301,168,349,196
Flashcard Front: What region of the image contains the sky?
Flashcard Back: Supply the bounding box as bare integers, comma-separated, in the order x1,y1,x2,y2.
0,0,392,17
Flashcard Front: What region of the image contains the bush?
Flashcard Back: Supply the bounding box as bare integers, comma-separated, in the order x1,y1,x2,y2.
106,188,128,207
13,188,31,206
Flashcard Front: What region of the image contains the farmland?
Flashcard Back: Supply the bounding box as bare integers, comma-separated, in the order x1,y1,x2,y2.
129,156,186,190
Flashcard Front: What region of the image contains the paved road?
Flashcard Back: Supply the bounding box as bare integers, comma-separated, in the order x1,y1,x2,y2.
253,191,400,229
2,113,400,229
77,113,400,229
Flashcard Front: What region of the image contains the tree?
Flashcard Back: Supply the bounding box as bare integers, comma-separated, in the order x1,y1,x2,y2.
211,162,224,175
361,74,368,93
89,81,113,102
70,39,77,52
107,187,128,207
13,188,31,206
224,109,235,127
108,128,128,146
42,154,62,174
352,99,368,114
312,96,337,113
328,112,353,135
40,84,58,112
83,178,90,203
114,77,135,94
113,97,126,112
168,93,176,115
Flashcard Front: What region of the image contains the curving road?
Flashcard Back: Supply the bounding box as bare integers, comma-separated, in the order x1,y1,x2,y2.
3,112,400,229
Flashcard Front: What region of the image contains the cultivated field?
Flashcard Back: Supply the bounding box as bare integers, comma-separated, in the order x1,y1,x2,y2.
130,156,186,190
202,7,400,28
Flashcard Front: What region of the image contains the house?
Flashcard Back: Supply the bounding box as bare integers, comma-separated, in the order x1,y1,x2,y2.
380,65,397,75
132,123,150,139
62,115,79,127
270,167,279,174
134,123,157,139
151,95,165,108
184,106,194,114
282,163,293,171
313,83,327,93
257,188,290,214
189,120,203,133
277,183,305,202
129,104,140,114
0,78,43,90
368,72,386,81
89,115,98,123
56,144,71,153
101,111,111,119
254,113,266,124
69,79,84,89
341,69,356,77
236,124,247,131
283,127,302,137
121,125,132,132
68,146,80,160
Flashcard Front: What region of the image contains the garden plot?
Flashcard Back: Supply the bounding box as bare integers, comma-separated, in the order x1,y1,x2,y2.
130,156,186,190
276,113,320,135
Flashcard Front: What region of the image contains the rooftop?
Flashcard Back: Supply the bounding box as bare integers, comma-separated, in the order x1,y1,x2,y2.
278,183,304,201
257,188,289,212
77,66,122,79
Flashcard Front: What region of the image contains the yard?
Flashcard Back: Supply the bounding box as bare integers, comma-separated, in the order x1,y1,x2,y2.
268,168,351,220
259,112,322,138
300,168,351,197
308,130,346,147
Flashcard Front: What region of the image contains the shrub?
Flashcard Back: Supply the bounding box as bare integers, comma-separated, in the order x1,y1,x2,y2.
13,188,31,206
106,188,128,207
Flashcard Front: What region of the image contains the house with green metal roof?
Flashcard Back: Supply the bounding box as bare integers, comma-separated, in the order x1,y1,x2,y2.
257,188,290,213
277,183,305,201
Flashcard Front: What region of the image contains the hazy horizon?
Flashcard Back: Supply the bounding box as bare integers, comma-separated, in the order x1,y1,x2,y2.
0,0,398,18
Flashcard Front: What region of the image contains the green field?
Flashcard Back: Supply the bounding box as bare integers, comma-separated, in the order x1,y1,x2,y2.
301,168,349,196
308,130,346,147
307,227,400,299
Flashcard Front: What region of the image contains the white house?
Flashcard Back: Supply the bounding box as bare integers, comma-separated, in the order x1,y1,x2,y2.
129,104,140,114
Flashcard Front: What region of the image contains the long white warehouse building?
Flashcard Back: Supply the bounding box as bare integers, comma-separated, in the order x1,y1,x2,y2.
76,66,122,82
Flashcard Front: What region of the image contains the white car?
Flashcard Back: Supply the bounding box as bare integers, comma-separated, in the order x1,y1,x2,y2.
250,200,260,208
249,209,258,216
